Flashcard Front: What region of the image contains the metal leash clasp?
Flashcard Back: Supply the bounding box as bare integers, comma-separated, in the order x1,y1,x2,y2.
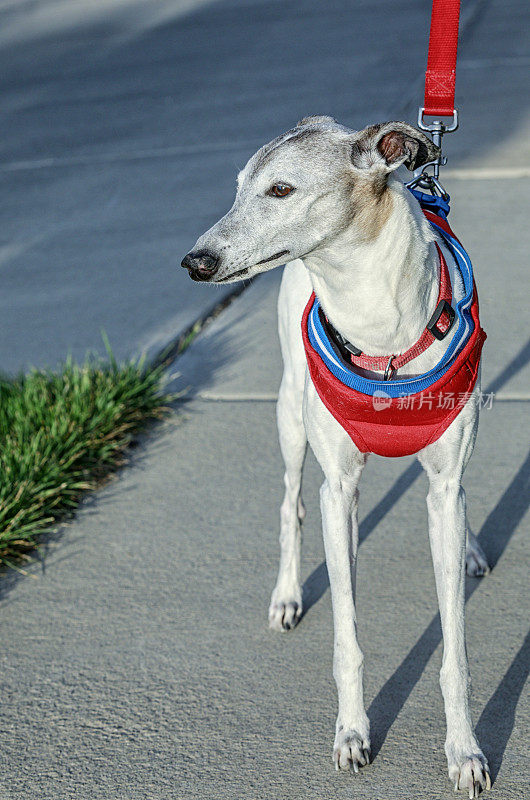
406,107,459,200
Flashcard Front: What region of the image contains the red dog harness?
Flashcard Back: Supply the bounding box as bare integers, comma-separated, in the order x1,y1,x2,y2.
302,202,486,458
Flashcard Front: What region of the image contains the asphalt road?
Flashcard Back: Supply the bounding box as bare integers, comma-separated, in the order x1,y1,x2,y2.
0,1,528,799
2,0,527,375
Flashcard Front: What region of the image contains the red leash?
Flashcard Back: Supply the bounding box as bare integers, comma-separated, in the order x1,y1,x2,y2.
423,0,461,119
409,0,461,194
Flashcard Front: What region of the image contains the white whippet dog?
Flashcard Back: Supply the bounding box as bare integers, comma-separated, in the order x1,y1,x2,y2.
181,117,491,797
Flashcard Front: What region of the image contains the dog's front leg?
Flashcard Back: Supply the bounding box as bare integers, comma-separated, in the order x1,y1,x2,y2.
419,398,491,796
305,387,370,771
269,264,311,632
268,373,307,631
320,468,370,772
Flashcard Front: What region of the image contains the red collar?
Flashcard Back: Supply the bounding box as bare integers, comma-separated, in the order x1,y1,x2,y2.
322,243,455,380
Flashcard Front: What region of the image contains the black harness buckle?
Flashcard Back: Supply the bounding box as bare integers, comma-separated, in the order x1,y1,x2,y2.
318,306,362,362
426,299,455,340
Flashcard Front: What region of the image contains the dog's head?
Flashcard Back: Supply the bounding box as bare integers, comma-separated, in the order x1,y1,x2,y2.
181,117,439,283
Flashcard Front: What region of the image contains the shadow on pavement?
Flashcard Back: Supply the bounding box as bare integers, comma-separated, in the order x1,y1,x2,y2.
301,451,529,776
476,628,530,780
367,450,529,769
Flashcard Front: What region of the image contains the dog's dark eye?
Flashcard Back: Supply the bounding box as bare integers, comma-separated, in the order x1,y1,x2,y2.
268,183,294,198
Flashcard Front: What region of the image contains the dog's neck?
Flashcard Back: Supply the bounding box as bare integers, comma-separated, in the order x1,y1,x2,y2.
304,179,439,356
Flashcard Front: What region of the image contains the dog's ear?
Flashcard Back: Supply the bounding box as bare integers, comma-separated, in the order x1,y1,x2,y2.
351,122,440,172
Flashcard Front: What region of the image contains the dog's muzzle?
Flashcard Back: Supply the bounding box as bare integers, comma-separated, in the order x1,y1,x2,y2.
181,250,220,282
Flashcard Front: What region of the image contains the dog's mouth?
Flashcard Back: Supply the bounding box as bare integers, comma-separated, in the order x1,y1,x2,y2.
189,269,217,282
216,266,251,283
216,250,290,283
256,249,290,265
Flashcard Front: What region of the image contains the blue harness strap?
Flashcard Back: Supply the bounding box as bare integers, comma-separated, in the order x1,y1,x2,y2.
306,189,476,398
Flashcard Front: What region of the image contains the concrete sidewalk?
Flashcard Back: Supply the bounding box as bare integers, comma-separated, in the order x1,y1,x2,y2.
0,401,526,800
0,0,528,798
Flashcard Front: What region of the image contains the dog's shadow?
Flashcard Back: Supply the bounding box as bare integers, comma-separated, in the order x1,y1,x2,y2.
476,628,530,780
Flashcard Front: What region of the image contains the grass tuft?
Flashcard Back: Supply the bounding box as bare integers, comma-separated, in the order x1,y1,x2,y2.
0,348,174,566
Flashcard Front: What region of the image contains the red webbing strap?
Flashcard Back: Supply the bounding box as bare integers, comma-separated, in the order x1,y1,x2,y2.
423,0,461,118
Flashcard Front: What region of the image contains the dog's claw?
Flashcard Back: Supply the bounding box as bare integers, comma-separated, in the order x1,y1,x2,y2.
449,755,490,797
268,600,301,632
333,729,371,774
465,537,490,577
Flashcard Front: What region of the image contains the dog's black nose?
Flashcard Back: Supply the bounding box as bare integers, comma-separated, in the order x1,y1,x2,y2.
181,250,220,281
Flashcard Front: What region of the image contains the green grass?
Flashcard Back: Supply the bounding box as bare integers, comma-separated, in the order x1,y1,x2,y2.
0,346,174,568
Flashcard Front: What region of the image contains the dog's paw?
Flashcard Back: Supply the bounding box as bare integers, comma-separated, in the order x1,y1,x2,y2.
465,540,490,577
268,600,301,632
333,728,371,773
448,754,491,797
